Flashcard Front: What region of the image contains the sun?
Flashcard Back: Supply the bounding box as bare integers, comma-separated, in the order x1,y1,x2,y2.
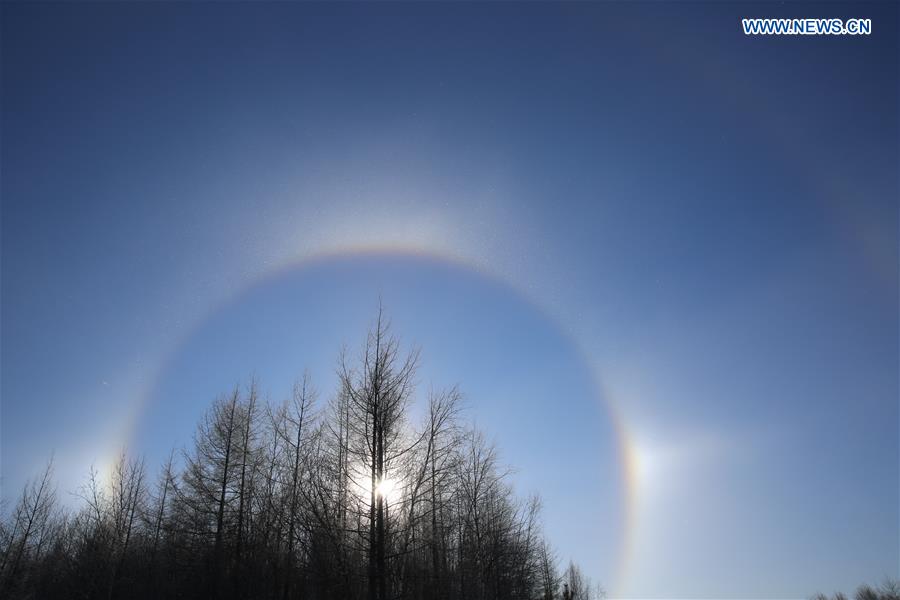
348,466,403,506
374,477,398,502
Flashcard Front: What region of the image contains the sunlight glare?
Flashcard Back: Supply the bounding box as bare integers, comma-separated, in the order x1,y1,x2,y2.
375,477,397,502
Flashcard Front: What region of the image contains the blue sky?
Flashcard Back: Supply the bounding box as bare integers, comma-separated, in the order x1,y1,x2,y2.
2,2,897,597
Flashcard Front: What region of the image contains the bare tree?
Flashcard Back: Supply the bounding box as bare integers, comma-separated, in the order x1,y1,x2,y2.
272,372,316,600
0,456,56,596
563,561,594,600
1,310,592,600
538,539,560,600
107,453,146,599
179,387,242,596
880,579,900,600
341,307,419,600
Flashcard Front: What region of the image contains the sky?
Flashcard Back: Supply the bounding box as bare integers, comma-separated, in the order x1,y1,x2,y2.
1,1,898,597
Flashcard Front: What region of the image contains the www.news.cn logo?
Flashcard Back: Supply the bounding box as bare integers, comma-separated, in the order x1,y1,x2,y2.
742,18,872,35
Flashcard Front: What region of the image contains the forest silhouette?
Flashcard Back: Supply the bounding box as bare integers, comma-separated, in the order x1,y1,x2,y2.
3,310,894,600
0,310,603,600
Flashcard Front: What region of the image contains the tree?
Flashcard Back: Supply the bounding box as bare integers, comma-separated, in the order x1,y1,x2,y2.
538,539,560,600
272,373,316,600
340,307,419,600
563,561,604,600
106,453,146,599
0,310,596,600
0,456,57,596
179,387,242,596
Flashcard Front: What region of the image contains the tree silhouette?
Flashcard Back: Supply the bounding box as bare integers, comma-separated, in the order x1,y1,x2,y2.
811,579,900,600
0,313,602,600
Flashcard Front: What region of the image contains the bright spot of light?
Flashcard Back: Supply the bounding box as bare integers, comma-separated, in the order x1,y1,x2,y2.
375,477,397,502
632,442,660,492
